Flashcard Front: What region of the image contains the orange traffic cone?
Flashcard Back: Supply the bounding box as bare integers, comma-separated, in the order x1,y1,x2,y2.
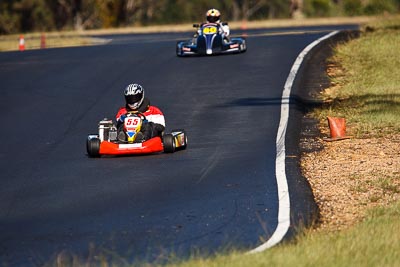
325,117,351,141
40,33,46,49
19,35,25,51
240,19,248,38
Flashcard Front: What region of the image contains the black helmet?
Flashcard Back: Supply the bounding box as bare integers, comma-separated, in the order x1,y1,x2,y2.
124,83,144,110
206,9,221,23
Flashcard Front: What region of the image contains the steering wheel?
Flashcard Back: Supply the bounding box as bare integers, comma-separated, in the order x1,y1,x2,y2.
126,111,147,121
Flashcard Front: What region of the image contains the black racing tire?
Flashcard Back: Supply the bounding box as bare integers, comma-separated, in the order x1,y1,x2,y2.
176,42,183,57
163,134,176,153
240,39,247,53
87,137,101,157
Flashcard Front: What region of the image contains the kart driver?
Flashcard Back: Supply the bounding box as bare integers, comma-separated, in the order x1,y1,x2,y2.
116,83,165,142
193,8,230,42
205,8,230,37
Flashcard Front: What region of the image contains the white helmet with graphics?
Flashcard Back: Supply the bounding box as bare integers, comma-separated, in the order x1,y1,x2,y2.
124,83,144,110
206,8,221,23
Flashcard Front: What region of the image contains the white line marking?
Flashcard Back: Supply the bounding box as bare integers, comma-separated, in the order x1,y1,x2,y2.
249,30,339,253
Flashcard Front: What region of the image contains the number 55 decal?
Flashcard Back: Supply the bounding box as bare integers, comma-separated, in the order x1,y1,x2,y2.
125,118,139,126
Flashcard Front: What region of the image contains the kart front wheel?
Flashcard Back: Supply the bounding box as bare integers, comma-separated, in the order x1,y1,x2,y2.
163,134,176,153
176,42,183,57
240,40,247,53
87,137,101,157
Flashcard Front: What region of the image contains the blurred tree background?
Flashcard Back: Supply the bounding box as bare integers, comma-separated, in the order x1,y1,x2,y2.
0,0,399,34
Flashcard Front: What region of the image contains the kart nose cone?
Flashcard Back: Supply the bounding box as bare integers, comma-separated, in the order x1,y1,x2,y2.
206,49,212,55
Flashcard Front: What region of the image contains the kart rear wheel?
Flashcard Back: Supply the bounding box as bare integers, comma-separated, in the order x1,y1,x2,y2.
163,134,176,153
240,40,247,53
87,137,101,157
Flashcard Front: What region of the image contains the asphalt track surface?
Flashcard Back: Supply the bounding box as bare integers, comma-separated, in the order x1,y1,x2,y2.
0,25,358,266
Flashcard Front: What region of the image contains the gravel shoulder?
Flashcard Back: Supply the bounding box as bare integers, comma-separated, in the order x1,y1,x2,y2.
301,131,400,232
298,31,400,232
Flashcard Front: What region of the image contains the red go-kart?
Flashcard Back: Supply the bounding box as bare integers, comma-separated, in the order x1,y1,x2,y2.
86,112,187,157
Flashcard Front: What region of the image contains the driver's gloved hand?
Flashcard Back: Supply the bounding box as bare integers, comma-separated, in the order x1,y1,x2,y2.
118,114,127,123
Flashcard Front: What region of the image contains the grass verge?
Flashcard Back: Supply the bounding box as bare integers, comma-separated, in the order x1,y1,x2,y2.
0,32,107,52
315,15,400,137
